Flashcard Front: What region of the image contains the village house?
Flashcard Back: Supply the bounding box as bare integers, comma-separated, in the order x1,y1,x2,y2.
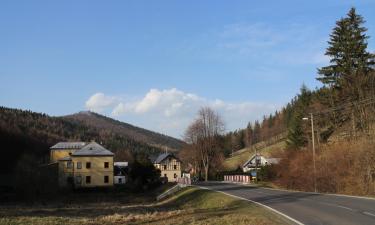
242,154,281,173
114,162,128,185
50,141,114,188
152,153,182,182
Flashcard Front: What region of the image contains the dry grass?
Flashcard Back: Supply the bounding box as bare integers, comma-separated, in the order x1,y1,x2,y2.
274,137,375,196
223,141,286,170
0,187,293,225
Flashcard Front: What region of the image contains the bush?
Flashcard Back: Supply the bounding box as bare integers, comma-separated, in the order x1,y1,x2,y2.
128,154,161,192
275,138,375,196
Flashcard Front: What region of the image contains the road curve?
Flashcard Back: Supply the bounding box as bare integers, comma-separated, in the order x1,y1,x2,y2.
197,182,375,225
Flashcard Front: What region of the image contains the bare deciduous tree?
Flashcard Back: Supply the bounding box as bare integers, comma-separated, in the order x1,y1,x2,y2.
184,107,224,181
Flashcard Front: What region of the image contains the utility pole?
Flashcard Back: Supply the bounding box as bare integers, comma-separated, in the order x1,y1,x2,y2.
254,147,258,183
303,113,317,193
310,113,317,193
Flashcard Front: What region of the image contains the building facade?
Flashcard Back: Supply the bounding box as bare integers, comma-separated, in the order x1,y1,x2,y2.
114,162,128,185
50,141,114,188
153,153,182,182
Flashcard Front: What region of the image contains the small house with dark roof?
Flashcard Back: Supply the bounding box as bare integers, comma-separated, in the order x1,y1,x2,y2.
114,162,128,184
152,153,182,182
242,154,281,173
51,141,114,188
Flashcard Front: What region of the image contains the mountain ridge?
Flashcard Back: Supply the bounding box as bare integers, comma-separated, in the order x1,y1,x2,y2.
0,106,185,173
64,110,184,151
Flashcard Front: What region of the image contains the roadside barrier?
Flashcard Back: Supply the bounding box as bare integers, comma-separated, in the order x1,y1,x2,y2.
157,178,192,201
176,177,191,185
223,175,252,183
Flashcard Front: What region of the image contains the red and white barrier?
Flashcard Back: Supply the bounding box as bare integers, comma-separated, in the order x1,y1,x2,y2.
223,175,252,183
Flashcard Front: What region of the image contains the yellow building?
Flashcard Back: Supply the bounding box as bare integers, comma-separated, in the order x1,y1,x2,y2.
50,142,86,163
50,141,114,188
153,153,182,182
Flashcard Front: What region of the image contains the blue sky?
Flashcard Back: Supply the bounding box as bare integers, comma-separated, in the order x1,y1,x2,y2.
1,0,375,138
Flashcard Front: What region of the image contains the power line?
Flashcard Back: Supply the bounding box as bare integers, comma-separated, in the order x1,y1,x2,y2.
311,97,375,116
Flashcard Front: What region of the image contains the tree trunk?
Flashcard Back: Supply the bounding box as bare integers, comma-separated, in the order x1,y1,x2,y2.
204,166,209,181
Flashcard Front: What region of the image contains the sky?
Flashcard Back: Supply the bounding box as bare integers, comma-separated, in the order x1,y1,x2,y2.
1,0,375,139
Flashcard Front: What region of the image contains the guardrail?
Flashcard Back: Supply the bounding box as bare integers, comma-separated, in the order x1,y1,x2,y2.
157,178,192,201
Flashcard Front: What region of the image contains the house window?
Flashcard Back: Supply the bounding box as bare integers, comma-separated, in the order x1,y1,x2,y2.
104,162,109,168
174,165,177,170
174,173,177,178
86,162,91,169
77,162,82,169
104,176,109,183
164,174,167,177
67,161,73,169
86,176,91,184
163,165,167,170
76,176,82,184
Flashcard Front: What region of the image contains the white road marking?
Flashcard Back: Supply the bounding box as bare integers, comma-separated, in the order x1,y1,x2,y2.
363,211,375,218
299,196,355,212
335,205,355,211
197,185,305,225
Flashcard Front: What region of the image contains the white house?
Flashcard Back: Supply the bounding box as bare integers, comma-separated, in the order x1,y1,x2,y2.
114,162,128,184
242,154,281,173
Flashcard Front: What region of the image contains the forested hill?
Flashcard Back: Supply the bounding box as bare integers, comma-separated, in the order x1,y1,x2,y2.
64,111,184,150
0,106,185,174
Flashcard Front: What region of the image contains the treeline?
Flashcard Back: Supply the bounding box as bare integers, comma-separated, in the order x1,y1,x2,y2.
65,111,184,150
266,8,375,195
226,7,375,155
0,107,167,174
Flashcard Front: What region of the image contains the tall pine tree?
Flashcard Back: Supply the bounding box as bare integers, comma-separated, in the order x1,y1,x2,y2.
318,8,375,94
286,85,312,149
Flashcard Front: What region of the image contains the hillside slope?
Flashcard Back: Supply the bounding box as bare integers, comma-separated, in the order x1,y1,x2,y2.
223,140,286,171
64,111,184,151
0,106,185,174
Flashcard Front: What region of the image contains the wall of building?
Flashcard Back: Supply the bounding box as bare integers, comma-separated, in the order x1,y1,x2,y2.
50,149,76,162
160,170,181,182
71,156,114,187
58,161,74,188
114,176,126,184
155,157,182,182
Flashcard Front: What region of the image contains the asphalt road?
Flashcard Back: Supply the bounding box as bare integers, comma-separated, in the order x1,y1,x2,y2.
197,182,375,225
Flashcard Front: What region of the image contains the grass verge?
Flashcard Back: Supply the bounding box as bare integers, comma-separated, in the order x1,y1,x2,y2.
0,187,294,225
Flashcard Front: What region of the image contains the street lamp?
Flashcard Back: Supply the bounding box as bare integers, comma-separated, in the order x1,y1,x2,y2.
302,113,317,193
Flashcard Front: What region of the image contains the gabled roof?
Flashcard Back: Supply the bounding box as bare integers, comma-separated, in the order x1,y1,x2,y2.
50,142,86,150
242,154,281,167
71,142,114,156
242,154,262,167
153,153,180,164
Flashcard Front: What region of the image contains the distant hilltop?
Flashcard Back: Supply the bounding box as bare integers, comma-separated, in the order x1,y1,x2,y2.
0,106,185,174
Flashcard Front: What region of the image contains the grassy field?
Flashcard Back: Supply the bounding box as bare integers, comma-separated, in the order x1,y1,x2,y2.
0,187,293,225
223,141,286,170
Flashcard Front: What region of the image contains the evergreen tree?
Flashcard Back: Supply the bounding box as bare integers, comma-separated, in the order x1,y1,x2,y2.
317,7,375,90
253,120,261,143
245,122,253,147
286,85,312,149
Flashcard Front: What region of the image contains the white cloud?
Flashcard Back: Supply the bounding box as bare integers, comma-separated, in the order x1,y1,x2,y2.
85,88,279,138
85,92,118,112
